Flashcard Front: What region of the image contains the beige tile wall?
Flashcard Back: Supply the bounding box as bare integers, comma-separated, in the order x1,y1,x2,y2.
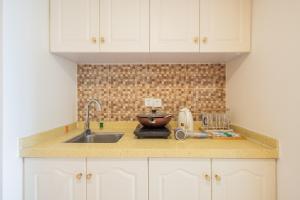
78,64,226,121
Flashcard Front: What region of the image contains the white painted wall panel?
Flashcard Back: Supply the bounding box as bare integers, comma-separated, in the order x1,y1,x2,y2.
227,0,300,200
2,0,77,199
0,0,3,199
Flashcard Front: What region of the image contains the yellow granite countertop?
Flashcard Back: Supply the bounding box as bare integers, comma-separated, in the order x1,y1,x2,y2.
20,121,279,159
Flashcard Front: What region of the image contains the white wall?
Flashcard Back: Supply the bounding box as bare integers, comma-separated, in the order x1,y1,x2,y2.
2,0,77,199
0,0,3,199
227,0,300,200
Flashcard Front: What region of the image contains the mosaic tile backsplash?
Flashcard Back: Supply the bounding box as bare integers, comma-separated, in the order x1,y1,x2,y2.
78,64,226,121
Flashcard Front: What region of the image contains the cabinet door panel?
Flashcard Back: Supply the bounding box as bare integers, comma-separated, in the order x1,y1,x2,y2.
24,158,86,200
87,159,148,200
150,0,200,52
149,158,211,200
51,0,99,52
212,159,276,200
100,0,149,52
200,0,251,52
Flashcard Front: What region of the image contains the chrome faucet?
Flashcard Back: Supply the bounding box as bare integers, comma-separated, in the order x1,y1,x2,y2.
84,99,101,135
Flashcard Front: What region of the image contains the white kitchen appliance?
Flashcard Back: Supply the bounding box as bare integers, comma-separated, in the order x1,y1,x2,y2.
177,108,194,132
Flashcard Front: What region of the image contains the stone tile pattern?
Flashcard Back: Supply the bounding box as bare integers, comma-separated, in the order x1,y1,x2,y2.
78,64,226,121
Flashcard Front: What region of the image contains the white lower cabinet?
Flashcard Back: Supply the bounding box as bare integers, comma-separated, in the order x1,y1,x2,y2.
149,158,211,200
212,159,276,200
24,158,276,200
24,158,86,200
149,158,276,200
86,159,148,200
24,158,148,200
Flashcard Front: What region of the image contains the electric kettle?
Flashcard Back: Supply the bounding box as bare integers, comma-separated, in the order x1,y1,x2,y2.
177,108,194,132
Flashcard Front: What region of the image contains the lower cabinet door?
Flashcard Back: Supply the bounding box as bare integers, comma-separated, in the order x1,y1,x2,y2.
24,158,86,200
149,158,211,200
86,158,148,200
212,159,276,200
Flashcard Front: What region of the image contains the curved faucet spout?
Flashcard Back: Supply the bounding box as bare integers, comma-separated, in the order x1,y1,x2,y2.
84,99,101,133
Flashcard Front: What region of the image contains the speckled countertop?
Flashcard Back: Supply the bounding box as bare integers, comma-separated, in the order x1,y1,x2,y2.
20,121,278,159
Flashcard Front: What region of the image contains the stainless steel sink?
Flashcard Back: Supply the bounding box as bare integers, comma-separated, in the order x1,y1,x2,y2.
65,132,124,143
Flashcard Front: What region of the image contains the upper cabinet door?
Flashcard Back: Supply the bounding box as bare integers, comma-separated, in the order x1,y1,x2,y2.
150,0,200,52
50,0,100,52
86,159,148,200
212,159,276,200
200,0,251,52
100,0,149,52
24,158,86,200
149,158,211,200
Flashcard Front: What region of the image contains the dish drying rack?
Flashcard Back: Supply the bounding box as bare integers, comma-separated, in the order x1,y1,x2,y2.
200,111,231,131
200,111,242,139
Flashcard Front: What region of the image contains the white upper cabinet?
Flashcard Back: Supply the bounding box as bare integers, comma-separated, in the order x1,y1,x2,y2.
24,158,86,200
86,159,148,200
212,159,276,200
149,159,211,200
50,0,252,54
150,0,200,52
100,0,149,52
50,0,100,52
200,0,251,52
